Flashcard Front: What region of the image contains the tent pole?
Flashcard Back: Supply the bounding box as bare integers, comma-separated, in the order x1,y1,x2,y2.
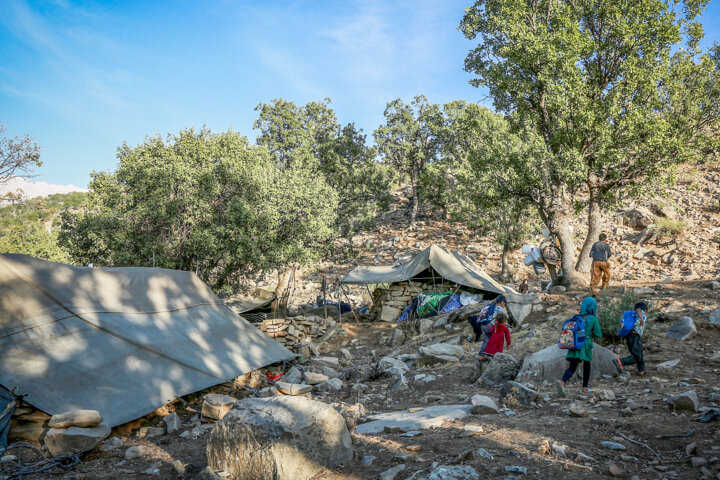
337,281,360,323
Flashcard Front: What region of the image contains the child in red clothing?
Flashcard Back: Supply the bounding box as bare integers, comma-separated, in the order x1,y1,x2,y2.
480,313,511,359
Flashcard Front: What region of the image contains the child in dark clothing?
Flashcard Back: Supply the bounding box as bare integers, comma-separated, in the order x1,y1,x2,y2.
480,313,511,359
617,302,648,375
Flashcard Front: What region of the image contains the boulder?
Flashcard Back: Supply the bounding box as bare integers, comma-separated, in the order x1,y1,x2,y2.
624,206,656,229
471,395,500,414
202,394,238,420
417,344,464,365
379,356,410,378
672,390,699,412
477,353,520,387
418,318,434,333
515,344,619,386
666,317,697,341
499,381,537,406
313,357,340,368
355,405,474,435
506,302,533,326
44,424,110,457
207,396,352,480
48,410,103,429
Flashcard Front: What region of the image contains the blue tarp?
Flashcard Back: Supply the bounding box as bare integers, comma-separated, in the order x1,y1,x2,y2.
0,387,17,450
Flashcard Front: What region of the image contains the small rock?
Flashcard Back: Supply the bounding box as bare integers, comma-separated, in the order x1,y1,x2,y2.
362,455,376,466
575,452,596,464
172,460,186,475
313,356,340,368
340,348,353,360
598,390,616,401
303,371,330,385
620,407,633,417
315,377,343,392
48,409,103,429
44,424,111,457
691,457,707,468
476,448,494,460
283,367,303,384
274,381,313,396
569,403,589,418
137,426,166,439
600,441,627,451
380,464,406,480
202,393,238,420
387,328,406,347
471,395,500,414
504,466,527,475
656,359,680,369
673,390,700,412
124,445,144,460
163,412,181,434
352,383,369,394
99,436,124,452
608,464,623,477
418,465,480,479
499,381,538,406
391,375,409,393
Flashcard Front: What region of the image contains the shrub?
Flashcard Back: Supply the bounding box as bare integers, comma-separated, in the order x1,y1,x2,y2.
655,217,687,238
595,292,658,344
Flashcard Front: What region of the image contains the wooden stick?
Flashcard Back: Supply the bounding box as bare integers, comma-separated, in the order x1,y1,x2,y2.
617,432,663,465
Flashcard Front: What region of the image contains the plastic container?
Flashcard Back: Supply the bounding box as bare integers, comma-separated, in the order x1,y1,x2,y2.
523,254,535,266
521,245,535,255
530,247,542,261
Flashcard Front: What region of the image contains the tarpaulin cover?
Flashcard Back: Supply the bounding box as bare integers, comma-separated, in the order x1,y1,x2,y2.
341,244,507,295
0,254,294,427
0,387,16,450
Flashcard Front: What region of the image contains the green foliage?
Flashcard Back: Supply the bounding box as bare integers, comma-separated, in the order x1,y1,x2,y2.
0,192,85,262
656,217,688,238
596,292,658,344
255,99,391,237
374,95,444,225
59,128,338,289
459,0,720,281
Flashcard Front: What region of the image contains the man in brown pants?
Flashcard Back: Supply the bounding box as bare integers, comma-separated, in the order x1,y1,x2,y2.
589,233,612,295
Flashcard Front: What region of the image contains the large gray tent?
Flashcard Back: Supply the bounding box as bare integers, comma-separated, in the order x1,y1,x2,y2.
341,244,535,323
0,254,294,427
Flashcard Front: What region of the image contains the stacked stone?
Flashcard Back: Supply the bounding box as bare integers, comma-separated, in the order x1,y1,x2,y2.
372,282,438,322
257,315,337,353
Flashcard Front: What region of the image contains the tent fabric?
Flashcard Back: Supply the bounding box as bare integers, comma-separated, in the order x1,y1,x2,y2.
0,254,294,428
0,387,16,450
341,244,507,295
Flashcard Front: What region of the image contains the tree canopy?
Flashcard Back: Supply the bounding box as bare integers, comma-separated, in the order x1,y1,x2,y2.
461,0,720,284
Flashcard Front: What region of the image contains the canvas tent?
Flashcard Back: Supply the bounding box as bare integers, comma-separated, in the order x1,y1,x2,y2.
0,254,294,427
341,244,535,323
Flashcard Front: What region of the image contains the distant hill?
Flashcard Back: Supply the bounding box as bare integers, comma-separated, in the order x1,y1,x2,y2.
0,177,87,203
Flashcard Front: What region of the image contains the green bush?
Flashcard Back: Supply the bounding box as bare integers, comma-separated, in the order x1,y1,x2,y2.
655,217,687,238
595,292,657,344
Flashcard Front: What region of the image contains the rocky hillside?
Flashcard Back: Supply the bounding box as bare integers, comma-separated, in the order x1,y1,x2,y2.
242,163,720,309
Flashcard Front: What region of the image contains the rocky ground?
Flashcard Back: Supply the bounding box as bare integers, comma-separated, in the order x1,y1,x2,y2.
14,278,720,480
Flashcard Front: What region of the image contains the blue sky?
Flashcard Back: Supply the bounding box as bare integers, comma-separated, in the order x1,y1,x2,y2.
1,1,720,188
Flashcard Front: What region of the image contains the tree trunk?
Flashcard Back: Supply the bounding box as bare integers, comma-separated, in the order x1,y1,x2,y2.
575,180,602,273
500,243,511,281
409,183,419,228
271,269,292,315
547,206,579,288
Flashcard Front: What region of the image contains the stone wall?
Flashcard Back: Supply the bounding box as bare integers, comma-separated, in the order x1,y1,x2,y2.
257,315,337,355
371,282,442,322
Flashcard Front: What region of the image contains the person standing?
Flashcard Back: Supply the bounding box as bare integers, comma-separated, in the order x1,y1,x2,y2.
477,295,507,360
617,302,648,375
557,297,603,395
589,233,612,295
518,279,529,294
481,313,511,359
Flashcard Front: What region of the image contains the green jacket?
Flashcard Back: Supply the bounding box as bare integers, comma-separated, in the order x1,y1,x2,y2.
566,297,602,362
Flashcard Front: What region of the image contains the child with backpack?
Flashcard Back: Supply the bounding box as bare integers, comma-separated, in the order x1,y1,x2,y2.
469,295,507,360
556,296,603,395
480,313,511,359
616,302,648,375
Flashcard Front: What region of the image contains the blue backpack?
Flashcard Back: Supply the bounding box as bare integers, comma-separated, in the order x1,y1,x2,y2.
468,304,496,328
617,311,636,338
558,314,587,350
